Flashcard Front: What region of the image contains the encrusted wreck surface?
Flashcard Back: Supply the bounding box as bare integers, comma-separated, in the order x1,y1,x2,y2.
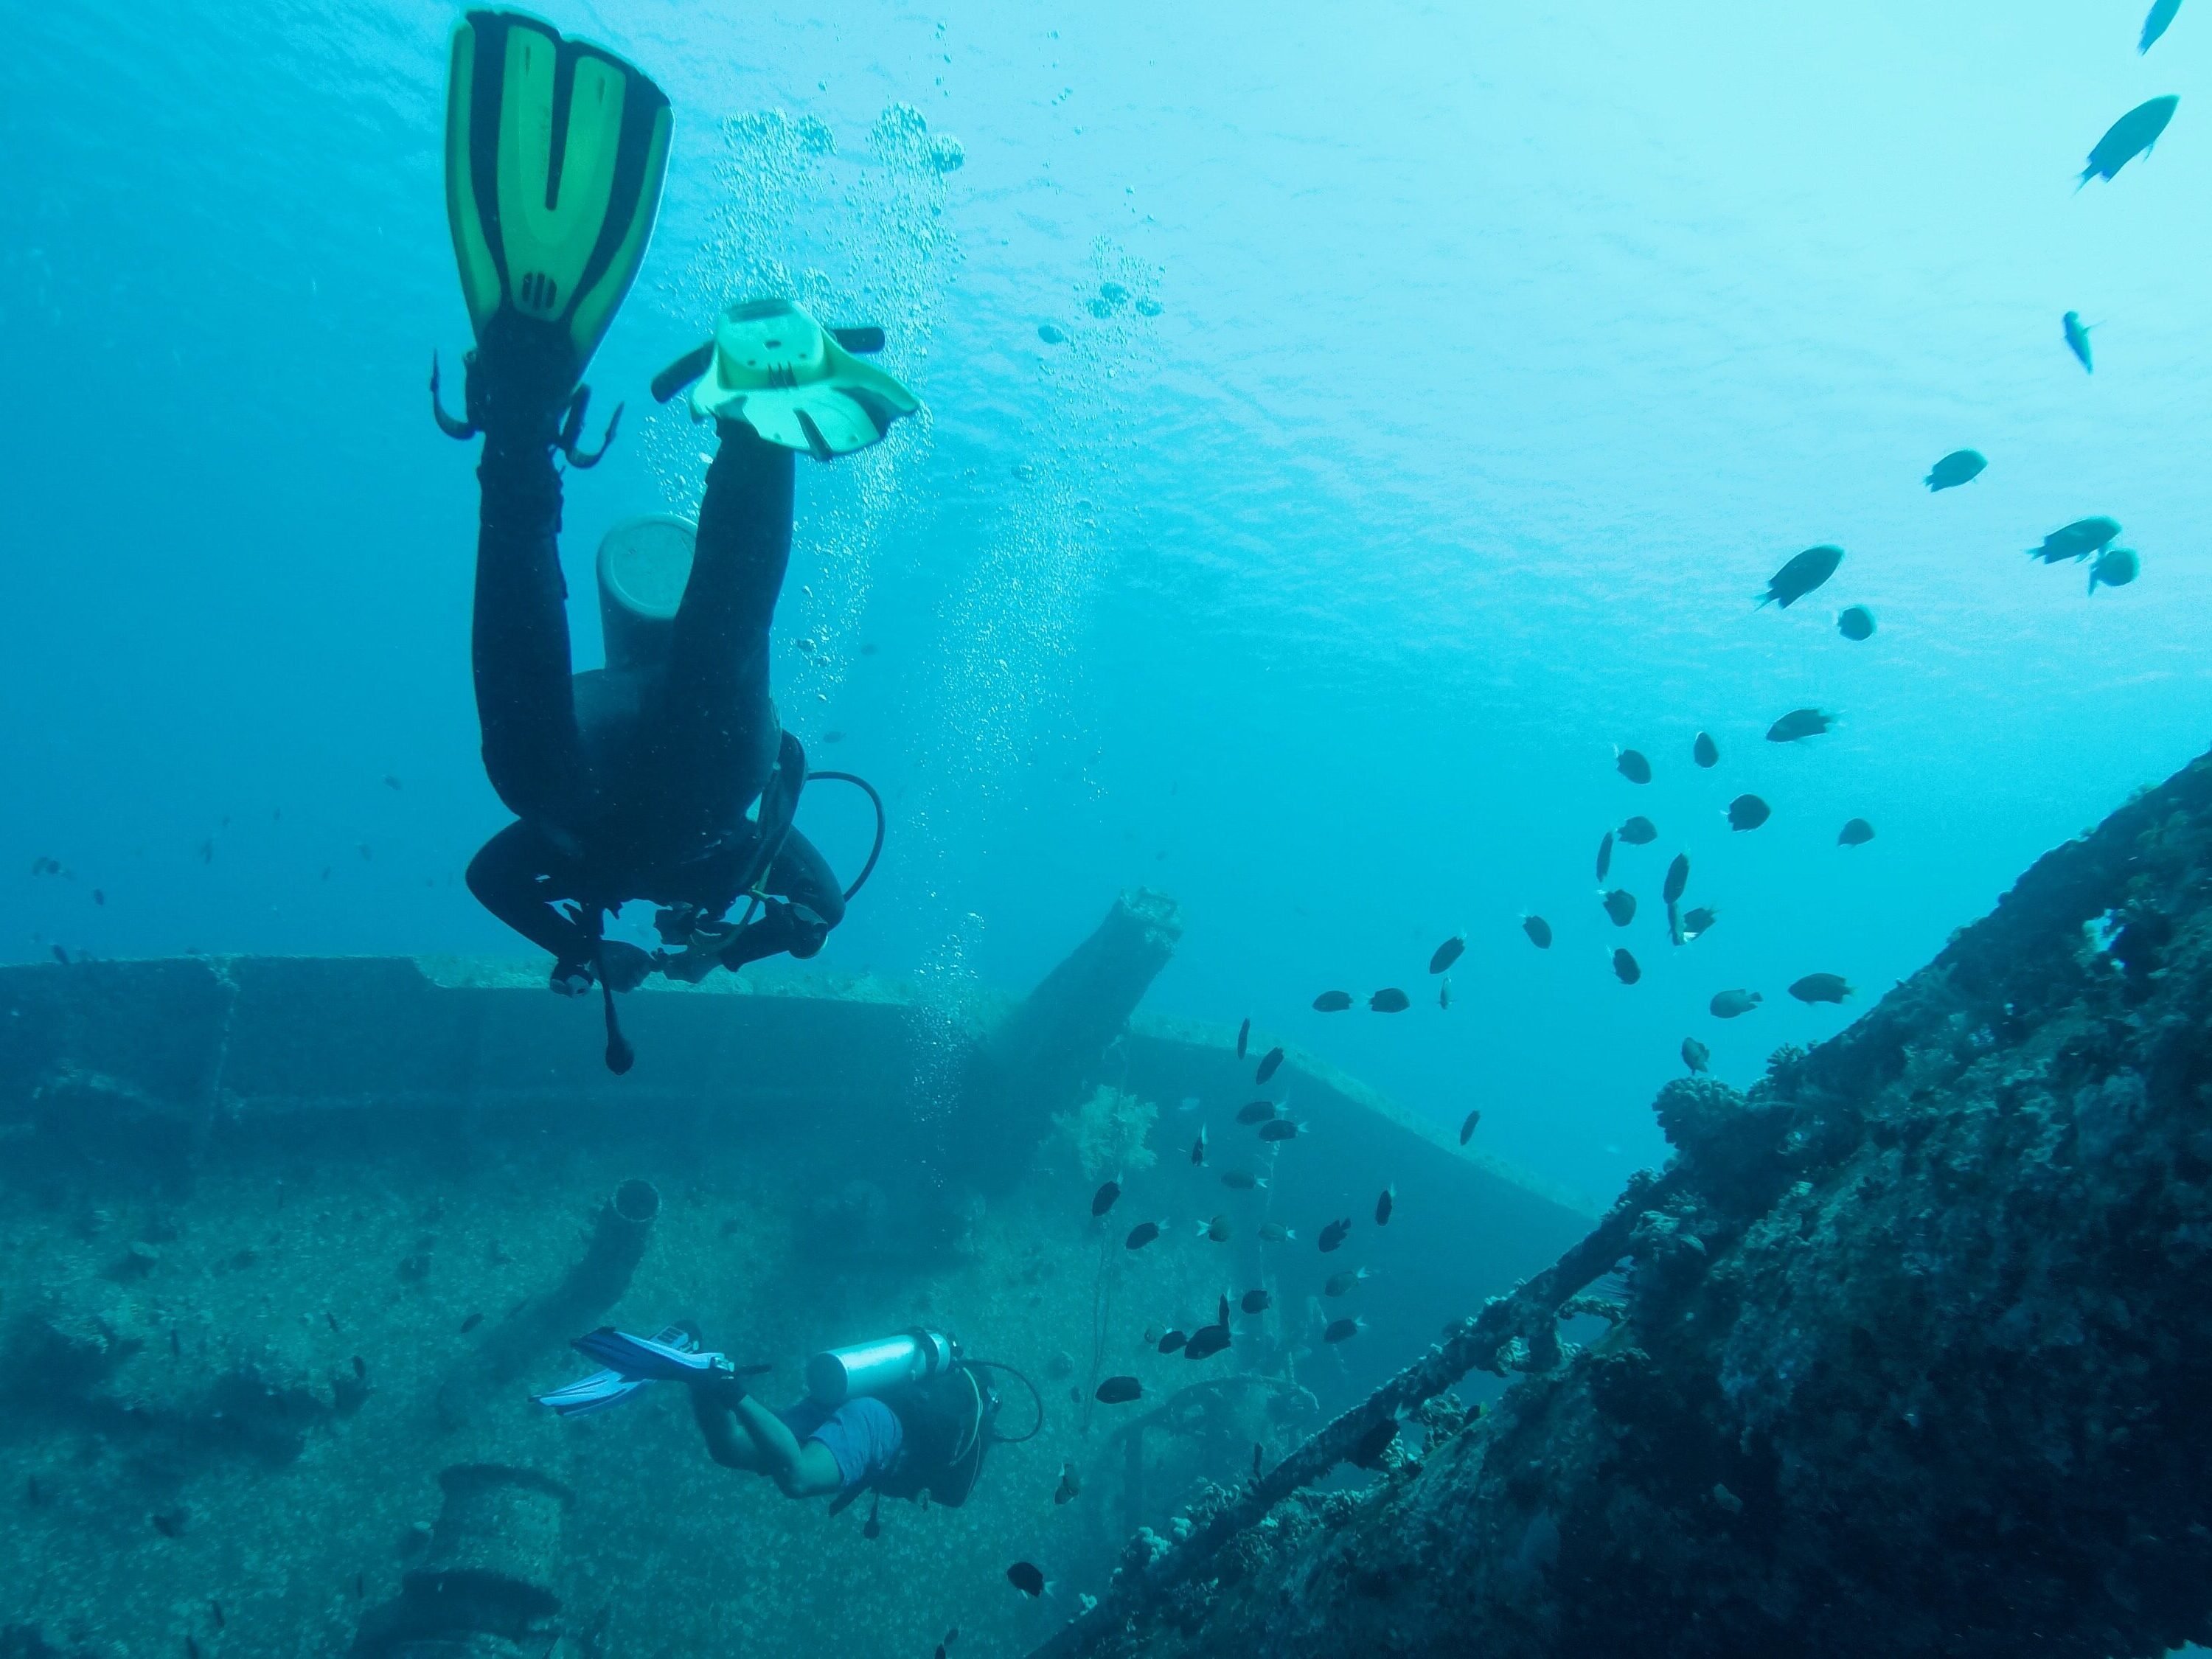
1071,754,2212,1659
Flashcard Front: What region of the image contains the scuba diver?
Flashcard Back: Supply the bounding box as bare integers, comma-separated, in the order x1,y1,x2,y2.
433,11,910,1068
535,1325,1040,1511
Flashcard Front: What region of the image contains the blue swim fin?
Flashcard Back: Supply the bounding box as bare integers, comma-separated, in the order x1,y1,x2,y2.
534,1323,701,1416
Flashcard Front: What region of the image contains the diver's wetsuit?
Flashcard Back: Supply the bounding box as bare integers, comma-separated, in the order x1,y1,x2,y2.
464,345,844,983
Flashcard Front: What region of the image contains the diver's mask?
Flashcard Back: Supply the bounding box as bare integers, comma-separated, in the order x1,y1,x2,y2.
596,514,695,673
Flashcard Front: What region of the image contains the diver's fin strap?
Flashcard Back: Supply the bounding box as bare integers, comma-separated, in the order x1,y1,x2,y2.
558,386,623,469
429,350,479,439
652,342,716,404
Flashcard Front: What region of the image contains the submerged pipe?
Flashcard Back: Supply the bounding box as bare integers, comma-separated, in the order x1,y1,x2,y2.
347,1462,574,1659
437,1180,660,1427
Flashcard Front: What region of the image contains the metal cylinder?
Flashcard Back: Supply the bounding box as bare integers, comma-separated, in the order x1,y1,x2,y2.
806,1328,954,1407
403,1464,574,1627
596,515,695,673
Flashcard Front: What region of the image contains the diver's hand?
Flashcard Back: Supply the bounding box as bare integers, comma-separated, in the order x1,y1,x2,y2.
597,940,655,994
659,942,723,985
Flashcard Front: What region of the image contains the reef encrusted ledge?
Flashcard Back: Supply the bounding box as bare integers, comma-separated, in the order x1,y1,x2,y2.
1060,751,2212,1659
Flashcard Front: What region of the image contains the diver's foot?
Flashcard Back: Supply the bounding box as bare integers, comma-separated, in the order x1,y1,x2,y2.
550,959,595,998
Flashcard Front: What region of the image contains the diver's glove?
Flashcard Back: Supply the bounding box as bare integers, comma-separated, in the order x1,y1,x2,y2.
550,958,596,998
596,940,655,994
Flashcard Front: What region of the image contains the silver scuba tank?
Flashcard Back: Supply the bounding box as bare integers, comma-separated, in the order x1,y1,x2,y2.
805,1328,956,1407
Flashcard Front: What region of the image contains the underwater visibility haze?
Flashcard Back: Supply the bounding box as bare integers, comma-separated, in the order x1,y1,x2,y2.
6,1,2212,1657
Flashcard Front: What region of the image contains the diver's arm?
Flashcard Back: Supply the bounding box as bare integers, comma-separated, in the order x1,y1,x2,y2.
711,829,846,973
465,822,594,977
688,1386,843,1497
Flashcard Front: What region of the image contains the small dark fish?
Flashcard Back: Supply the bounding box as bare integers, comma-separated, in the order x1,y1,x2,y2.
1726,795,1771,832
1837,818,1875,847
1255,1046,1284,1084
863,1495,882,1539
324,1311,340,1333
1318,1218,1352,1253
1458,1107,1481,1144
209,1601,224,1632
1682,1037,1711,1074
1663,853,1689,905
1428,936,1465,974
1258,1222,1296,1243
1094,1376,1143,1405
198,838,214,864
1616,749,1652,785
1037,323,1065,344
1183,1323,1232,1360
1439,976,1452,1010
92,888,105,906
1325,1267,1372,1297
1158,1329,1188,1354
1349,1415,1400,1470
1710,989,1763,1018
51,945,69,965
1596,831,1615,881
1924,449,1986,492
1375,1185,1395,1226
1766,708,1833,743
383,774,403,790
1241,1287,1272,1313
1680,905,1719,940
1007,1560,1052,1596
1601,889,1637,928
1199,1213,1233,1243
2029,516,2121,563
459,1312,482,1334
1692,731,1719,768
821,730,844,744
1257,1118,1303,1142
2062,311,2094,372
2090,546,2140,593
1667,899,1686,947
2143,0,2184,52
1616,816,1657,846
1612,947,1641,985
1236,1099,1279,1124
1312,990,1352,1012
1055,1464,1081,1504
2080,94,2178,185
351,1355,367,1379
1124,1220,1166,1250
188,1638,201,1659
1759,544,1843,608
170,1328,180,1358
1522,915,1553,949
1788,973,1854,1005
1237,1018,1250,1060
1837,604,1876,641
1191,1127,1208,1165
1220,1169,1267,1191
152,1509,187,1539
1324,1317,1365,1344
1369,988,1410,1012
1092,1180,1121,1218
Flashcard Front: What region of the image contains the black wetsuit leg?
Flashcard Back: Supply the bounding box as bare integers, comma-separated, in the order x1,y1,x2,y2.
649,420,793,844
472,423,593,829
462,327,604,970
466,820,594,966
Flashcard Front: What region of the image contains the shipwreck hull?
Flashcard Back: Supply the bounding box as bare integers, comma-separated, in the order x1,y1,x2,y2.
0,909,1589,1659
1066,757,2212,1659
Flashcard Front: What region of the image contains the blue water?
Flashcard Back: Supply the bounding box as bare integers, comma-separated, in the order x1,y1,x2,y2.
7,0,2208,1201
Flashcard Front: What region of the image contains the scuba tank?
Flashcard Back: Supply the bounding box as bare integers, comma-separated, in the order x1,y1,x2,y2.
806,1328,956,1407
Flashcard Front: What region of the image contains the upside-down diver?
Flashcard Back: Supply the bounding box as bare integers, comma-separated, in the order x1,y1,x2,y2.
432,10,911,1068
